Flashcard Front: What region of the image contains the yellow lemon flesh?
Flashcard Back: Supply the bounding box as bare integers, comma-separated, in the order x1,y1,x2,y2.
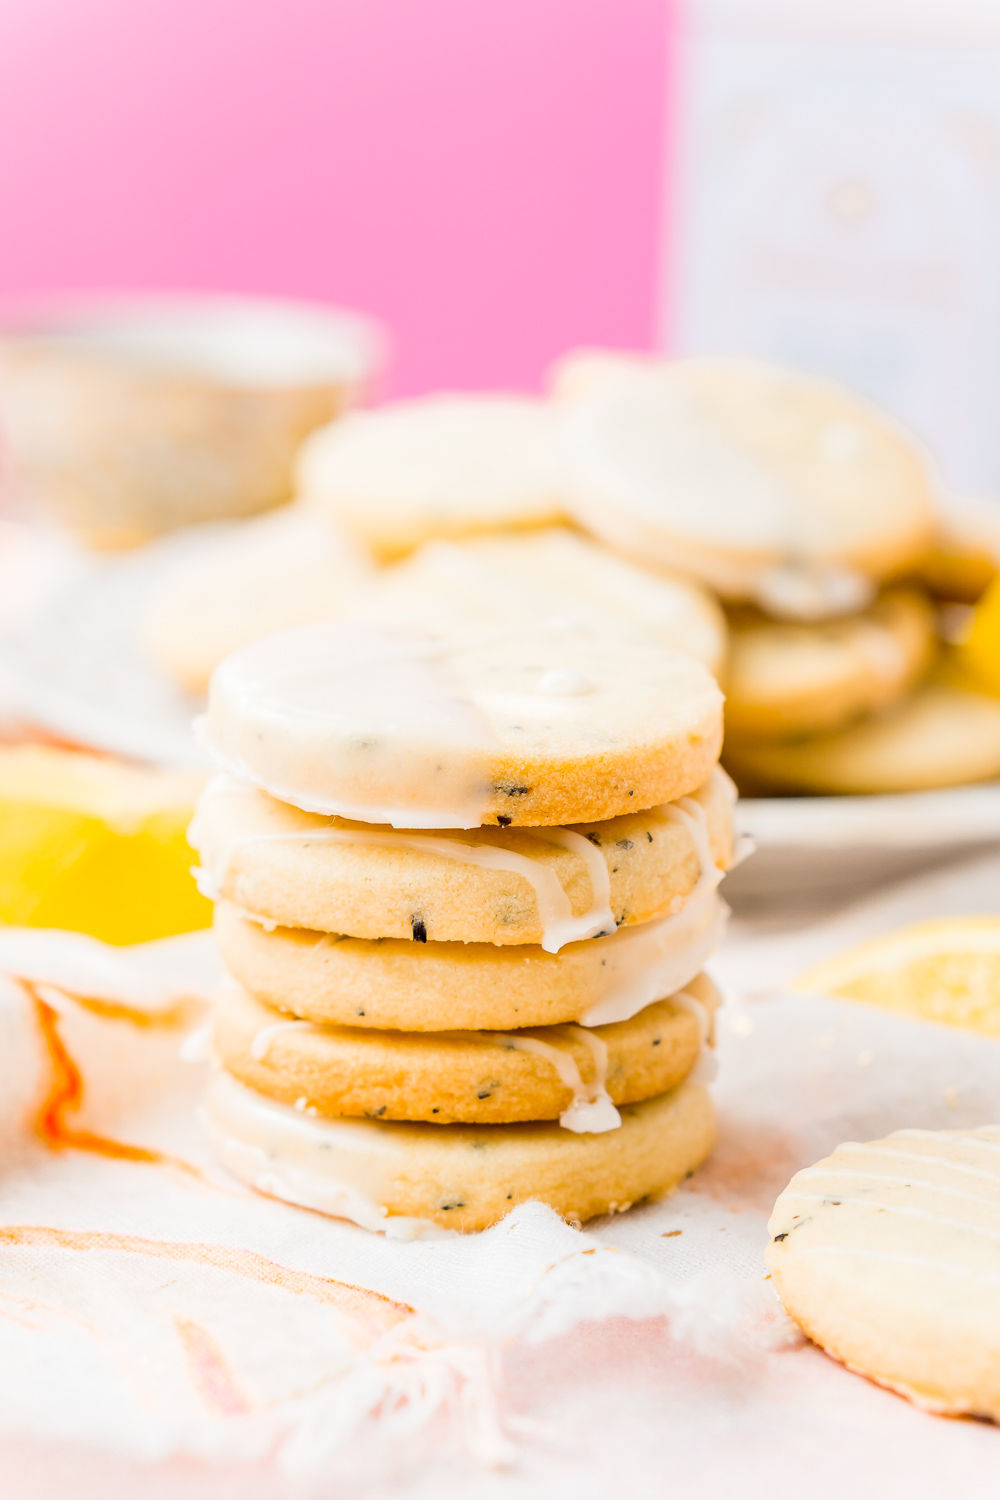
954,576,1000,698
796,916,1000,1035
0,744,210,944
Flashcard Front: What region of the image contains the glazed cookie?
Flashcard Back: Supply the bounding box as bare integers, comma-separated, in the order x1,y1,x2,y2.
190,769,735,948
212,974,718,1127
724,683,1000,795
723,589,936,741
297,394,566,560
201,618,724,829
142,507,374,695
768,1127,1000,1419
213,899,726,1030
559,355,939,611
346,527,727,678
204,1068,715,1233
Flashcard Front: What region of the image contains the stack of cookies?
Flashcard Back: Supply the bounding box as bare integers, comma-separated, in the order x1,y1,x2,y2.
190,616,735,1235
556,354,1000,796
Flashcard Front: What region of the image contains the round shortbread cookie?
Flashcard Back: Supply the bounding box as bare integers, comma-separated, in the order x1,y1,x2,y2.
723,589,936,741
345,527,727,678
559,355,939,609
212,972,718,1126
190,769,735,948
213,893,727,1029
202,618,724,829
204,1069,715,1233
142,506,374,695
296,394,566,560
724,683,1000,796
768,1127,1000,1420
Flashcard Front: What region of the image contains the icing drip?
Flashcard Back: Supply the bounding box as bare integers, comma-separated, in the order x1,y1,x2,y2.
787,1193,1000,1242
540,827,616,941
668,989,717,1085
193,787,620,954
820,1145,1000,1186
250,1018,321,1063
658,796,721,900
576,889,727,1027
752,562,875,621
790,1171,1000,1212
488,1025,621,1135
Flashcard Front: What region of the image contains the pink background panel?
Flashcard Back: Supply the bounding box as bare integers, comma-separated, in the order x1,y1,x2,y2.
0,0,671,395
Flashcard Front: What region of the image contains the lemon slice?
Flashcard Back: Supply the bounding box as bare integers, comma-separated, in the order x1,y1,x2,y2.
954,576,1000,698
796,917,1000,1034
0,745,210,945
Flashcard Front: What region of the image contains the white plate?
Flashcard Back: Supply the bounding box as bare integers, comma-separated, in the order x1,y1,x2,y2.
0,527,213,767
5,530,1000,905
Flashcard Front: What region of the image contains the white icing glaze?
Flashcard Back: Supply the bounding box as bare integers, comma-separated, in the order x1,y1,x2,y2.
202,1071,457,1239
790,1171,1000,1212
486,1025,621,1135
752,562,875,621
250,1018,320,1062
576,888,728,1026
823,1145,1000,1186
539,669,593,696
787,1193,1000,1242
202,622,497,828
668,988,718,1086
192,778,622,954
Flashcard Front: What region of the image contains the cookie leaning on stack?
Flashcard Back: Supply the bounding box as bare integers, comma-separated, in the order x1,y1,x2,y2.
191,618,734,1235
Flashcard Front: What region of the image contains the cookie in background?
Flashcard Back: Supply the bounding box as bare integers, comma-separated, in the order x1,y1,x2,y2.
0,744,210,943
553,352,940,610
297,393,567,560
141,506,376,696
722,589,936,743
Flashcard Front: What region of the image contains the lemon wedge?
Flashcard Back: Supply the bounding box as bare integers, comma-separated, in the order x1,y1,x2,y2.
0,745,210,944
796,916,1000,1034
953,575,1000,698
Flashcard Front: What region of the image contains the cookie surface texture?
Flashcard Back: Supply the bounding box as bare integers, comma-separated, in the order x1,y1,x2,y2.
191,769,735,947
214,896,726,1030
346,527,727,679
723,589,935,741
142,507,374,695
560,356,939,604
296,394,566,559
202,619,724,829
768,1127,1000,1419
724,682,1000,795
204,1069,715,1232
213,974,717,1124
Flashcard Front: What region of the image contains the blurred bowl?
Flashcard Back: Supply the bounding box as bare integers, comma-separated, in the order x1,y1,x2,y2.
0,293,385,547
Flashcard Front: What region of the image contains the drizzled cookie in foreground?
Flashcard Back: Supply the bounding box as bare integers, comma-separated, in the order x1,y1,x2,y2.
768,1127,1000,1419
193,618,735,1235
